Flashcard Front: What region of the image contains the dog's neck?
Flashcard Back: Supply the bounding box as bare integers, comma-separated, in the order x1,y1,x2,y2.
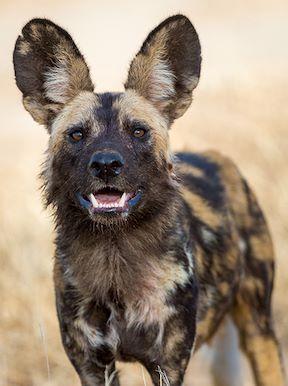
55,197,186,304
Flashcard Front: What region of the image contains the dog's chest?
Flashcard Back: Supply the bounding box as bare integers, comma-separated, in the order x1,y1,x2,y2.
69,244,193,359
74,288,175,362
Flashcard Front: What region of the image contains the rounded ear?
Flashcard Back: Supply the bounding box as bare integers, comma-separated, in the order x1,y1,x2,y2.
13,18,94,127
124,15,201,123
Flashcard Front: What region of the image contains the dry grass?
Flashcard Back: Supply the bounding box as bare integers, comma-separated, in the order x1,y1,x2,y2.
1,1,287,385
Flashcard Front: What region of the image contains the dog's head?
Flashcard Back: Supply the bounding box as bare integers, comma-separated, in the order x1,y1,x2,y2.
13,15,201,227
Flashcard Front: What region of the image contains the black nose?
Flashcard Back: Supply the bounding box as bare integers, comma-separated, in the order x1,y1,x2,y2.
89,151,124,180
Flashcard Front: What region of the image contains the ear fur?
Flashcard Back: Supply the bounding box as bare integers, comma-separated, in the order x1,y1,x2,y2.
125,15,201,123
13,18,94,126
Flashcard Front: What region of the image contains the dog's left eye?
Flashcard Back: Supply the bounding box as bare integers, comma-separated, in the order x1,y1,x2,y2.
132,127,147,138
69,130,83,142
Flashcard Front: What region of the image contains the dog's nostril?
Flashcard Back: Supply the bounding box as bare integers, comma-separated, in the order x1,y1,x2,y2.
110,160,122,170
90,162,102,172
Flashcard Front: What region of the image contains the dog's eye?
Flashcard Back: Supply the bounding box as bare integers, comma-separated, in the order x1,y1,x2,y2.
69,130,83,142
132,127,147,138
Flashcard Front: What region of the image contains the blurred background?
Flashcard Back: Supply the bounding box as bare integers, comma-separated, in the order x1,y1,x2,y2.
0,0,287,385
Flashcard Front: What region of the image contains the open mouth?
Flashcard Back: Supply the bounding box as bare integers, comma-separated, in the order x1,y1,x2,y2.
77,187,142,214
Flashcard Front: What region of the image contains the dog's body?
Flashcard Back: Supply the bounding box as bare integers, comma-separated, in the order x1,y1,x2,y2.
13,15,285,386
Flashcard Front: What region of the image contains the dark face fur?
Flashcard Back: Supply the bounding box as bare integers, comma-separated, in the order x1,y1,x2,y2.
13,16,201,228
45,90,175,227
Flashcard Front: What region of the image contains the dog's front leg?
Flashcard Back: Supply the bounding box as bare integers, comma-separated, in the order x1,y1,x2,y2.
144,300,197,386
55,290,120,386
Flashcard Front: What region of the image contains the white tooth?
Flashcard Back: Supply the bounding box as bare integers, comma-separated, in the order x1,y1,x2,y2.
99,204,103,208
119,193,127,207
89,194,99,208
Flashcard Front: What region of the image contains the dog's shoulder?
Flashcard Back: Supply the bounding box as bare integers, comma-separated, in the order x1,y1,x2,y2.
176,150,246,224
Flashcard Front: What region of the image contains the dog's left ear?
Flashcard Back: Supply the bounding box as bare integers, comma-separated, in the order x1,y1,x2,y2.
125,15,201,123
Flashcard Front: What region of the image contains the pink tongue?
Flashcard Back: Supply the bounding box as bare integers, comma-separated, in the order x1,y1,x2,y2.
95,194,121,204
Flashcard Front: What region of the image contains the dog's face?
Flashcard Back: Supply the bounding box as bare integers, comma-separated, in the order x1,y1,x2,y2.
13,16,201,226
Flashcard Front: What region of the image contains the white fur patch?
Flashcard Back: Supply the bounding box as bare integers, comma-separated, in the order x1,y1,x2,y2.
184,245,194,275
125,297,174,329
239,238,247,255
74,317,104,348
124,294,175,348
150,59,175,102
106,312,120,351
44,65,70,103
201,226,217,245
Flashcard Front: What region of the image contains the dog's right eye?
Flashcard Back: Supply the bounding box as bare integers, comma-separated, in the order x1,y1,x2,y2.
69,130,83,142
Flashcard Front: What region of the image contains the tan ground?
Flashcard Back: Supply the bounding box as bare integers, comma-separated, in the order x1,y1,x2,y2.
0,1,287,385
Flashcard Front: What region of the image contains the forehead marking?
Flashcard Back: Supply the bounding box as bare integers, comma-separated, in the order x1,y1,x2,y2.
93,93,122,132
50,91,101,143
114,90,170,162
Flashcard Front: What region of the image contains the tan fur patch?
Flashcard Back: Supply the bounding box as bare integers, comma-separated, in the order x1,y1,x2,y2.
159,259,190,292
242,276,265,296
23,96,49,125
115,90,171,163
193,245,206,278
164,329,186,357
181,187,222,228
219,281,230,296
249,233,274,261
196,308,215,348
126,28,175,110
50,91,100,148
17,40,31,55
29,23,42,41
246,336,284,385
176,162,205,178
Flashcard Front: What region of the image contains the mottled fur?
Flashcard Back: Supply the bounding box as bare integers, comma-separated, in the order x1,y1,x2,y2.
13,15,285,386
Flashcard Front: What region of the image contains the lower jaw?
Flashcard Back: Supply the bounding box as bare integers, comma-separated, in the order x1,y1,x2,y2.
90,206,129,216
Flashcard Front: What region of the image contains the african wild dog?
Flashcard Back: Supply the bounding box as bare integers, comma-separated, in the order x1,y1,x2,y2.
13,15,285,386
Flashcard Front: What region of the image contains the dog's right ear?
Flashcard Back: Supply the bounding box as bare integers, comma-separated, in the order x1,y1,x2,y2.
13,19,94,127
